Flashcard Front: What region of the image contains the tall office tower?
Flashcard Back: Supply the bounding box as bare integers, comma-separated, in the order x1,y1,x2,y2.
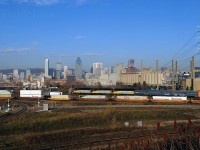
116,63,125,80
45,59,49,78
128,59,135,68
109,66,116,74
26,68,31,80
75,57,82,80
64,66,68,79
0,73,3,80
13,69,19,79
19,72,25,80
67,69,73,75
55,62,62,79
93,62,103,77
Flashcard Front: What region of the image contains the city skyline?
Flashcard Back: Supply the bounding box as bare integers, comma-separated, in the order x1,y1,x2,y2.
1,0,200,70
0,56,197,73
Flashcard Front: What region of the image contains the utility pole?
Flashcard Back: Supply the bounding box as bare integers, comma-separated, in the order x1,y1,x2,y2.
192,56,195,91
175,61,178,89
172,60,175,91
141,60,144,84
190,60,193,90
156,60,159,90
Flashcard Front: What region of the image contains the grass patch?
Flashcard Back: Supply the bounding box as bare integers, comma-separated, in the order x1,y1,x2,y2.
0,107,197,136
0,106,199,149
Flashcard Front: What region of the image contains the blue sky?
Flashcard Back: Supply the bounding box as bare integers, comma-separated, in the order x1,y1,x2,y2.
0,0,200,71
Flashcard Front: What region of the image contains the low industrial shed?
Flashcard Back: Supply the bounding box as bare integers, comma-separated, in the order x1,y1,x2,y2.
20,90,43,98
0,90,12,99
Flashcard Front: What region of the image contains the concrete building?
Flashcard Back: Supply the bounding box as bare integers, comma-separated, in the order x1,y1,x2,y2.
26,68,31,81
99,71,118,86
13,69,19,79
195,67,200,78
108,66,116,74
115,63,125,81
19,72,25,80
184,78,200,91
66,75,76,83
93,62,103,77
85,65,119,86
142,68,163,85
120,67,163,86
41,76,45,87
67,69,74,75
64,66,68,79
125,59,139,73
0,90,12,99
85,73,94,80
55,62,62,79
128,59,135,68
120,73,141,85
75,57,82,80
0,73,3,81
45,59,49,78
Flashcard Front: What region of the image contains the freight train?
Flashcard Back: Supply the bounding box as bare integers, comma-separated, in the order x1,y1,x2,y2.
9,88,200,101
68,88,200,100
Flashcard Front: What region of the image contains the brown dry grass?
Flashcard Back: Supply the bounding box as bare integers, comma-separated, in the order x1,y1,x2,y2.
0,101,200,149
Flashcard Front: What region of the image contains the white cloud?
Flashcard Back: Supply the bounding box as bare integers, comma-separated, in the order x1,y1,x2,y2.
15,0,62,5
0,47,33,55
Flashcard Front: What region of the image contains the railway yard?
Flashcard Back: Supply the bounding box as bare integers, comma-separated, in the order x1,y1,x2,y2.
0,98,200,149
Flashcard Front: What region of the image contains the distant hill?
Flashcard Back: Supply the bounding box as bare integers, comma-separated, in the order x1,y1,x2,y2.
0,68,46,75
0,69,13,74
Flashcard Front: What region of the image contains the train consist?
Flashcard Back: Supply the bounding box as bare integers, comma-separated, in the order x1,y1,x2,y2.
68,88,200,100
70,88,136,95
69,88,135,100
1,87,199,101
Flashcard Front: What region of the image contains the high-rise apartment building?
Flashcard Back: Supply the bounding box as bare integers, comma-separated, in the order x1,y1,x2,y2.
45,59,49,78
93,62,103,77
0,73,3,80
128,59,135,68
19,72,25,80
116,63,125,80
109,66,116,74
55,62,62,79
126,59,139,73
13,69,19,79
75,57,82,80
64,66,68,79
26,68,31,80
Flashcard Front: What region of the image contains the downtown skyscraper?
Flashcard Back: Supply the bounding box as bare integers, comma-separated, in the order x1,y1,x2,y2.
75,57,82,80
45,59,49,78
93,62,103,77
64,66,68,79
55,62,62,79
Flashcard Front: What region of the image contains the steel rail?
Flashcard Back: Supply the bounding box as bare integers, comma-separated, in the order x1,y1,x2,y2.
35,127,200,150
0,104,27,123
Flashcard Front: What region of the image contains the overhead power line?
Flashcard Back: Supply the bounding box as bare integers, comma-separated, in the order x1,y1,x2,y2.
163,31,197,68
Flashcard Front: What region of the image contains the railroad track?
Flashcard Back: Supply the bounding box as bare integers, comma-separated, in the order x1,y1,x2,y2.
0,104,27,123
35,127,200,150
